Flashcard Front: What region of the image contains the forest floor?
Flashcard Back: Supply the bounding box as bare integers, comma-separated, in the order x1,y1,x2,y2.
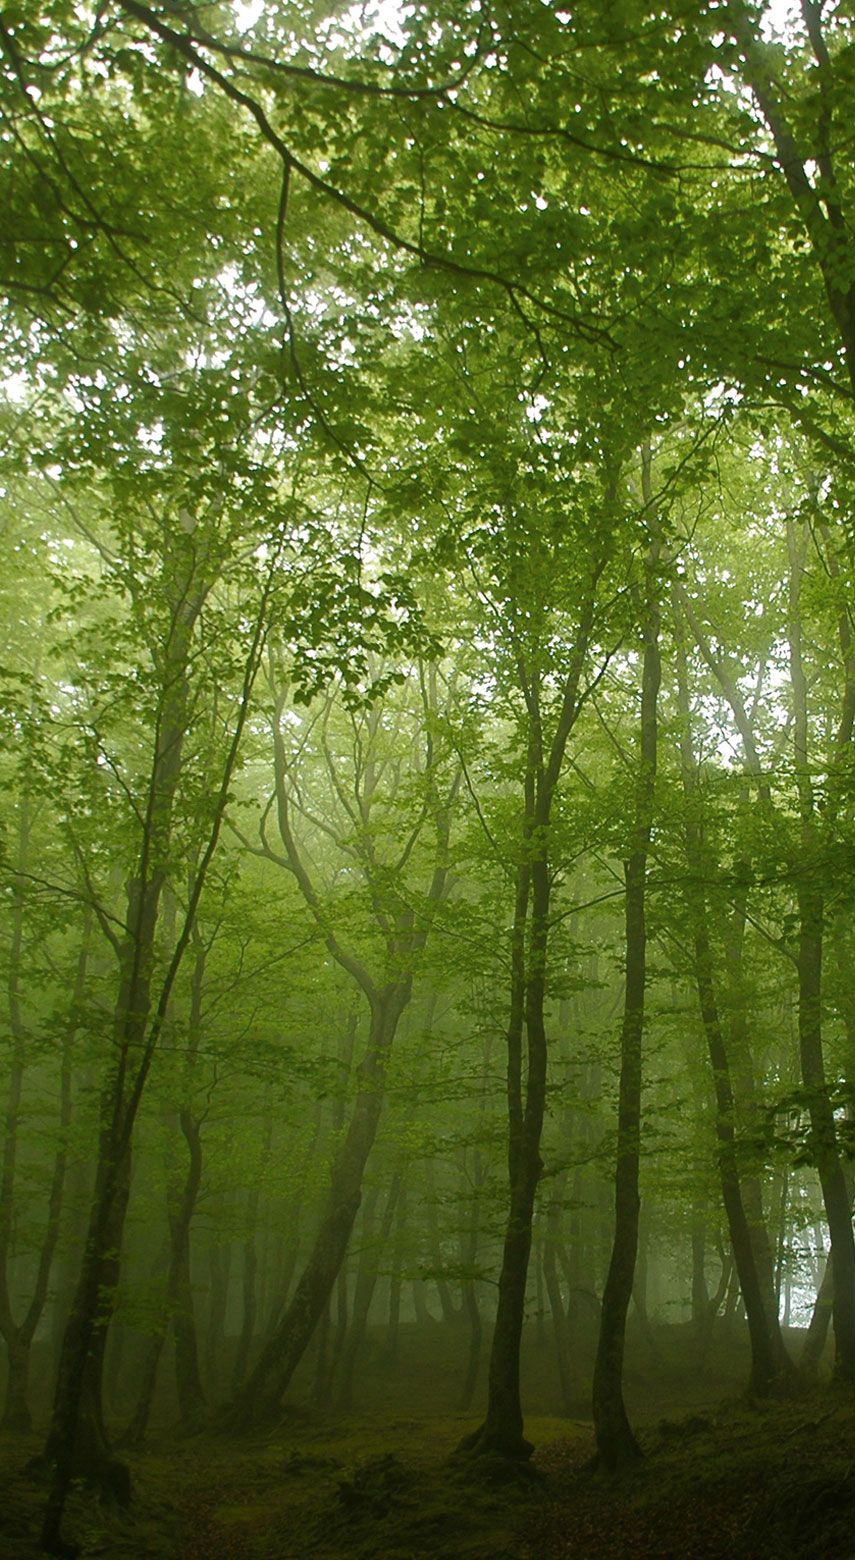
2,1325,854,1559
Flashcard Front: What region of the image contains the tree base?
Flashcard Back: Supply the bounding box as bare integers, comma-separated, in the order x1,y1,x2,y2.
590,1433,644,1475
39,1529,81,1559
214,1395,282,1436
450,1421,541,1487
746,1361,801,1403
37,1438,132,1506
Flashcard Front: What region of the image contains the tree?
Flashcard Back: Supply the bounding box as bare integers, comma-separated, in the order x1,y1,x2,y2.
225,661,461,1427
592,451,661,1470
672,596,794,1396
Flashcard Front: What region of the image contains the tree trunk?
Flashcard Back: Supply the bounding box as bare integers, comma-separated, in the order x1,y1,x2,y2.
458,1279,483,1414
337,1175,400,1409
118,1325,163,1452
231,1201,260,1393
794,881,855,1375
722,874,781,1329
543,1195,573,1414
691,1214,709,1340
1,820,85,1433
787,519,855,1379
205,1241,232,1396
311,1300,332,1406
425,1163,457,1323
230,681,456,1433
385,1182,407,1369
593,490,660,1471
263,1096,327,1342
459,854,537,1460
457,1144,484,1412
673,611,793,1395
803,1254,834,1373
43,1144,134,1512
41,532,275,1552
412,1279,433,1327
4,1333,33,1433
459,562,599,1464
591,845,648,1469
225,985,409,1427
692,921,793,1393
42,549,210,1539
170,1109,206,1430
632,1200,659,1365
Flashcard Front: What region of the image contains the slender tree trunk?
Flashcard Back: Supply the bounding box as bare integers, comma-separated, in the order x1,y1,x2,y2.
464,848,553,1458
593,489,660,1470
632,1200,659,1364
787,520,855,1379
706,1244,734,1336
412,1278,433,1327
205,1241,232,1395
1,802,89,1435
4,1333,33,1433
43,1141,134,1513
543,1194,573,1414
692,921,793,1392
229,683,456,1432
459,852,535,1459
591,846,650,1468
462,574,599,1462
118,1328,162,1453
457,1144,484,1413
332,1264,351,1383
40,535,277,1553
674,615,793,1395
425,1162,457,1323
535,1229,547,1348
337,1174,400,1409
43,538,211,1530
167,935,209,1430
722,874,781,1326
309,1260,350,1408
225,985,409,1427
295,1037,356,1409
231,1196,261,1393
170,1108,206,1430
1,906,85,1432
724,1261,743,1325
458,1279,483,1414
794,881,855,1374
121,1110,206,1448
385,1182,407,1370
803,1255,834,1373
311,1301,332,1405
802,1164,855,1372
270,1021,355,1357
691,1215,709,1339
773,1169,789,1312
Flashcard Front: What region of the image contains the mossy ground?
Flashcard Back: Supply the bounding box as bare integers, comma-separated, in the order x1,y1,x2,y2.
1,1325,852,1559
1,1406,546,1560
524,1391,855,1560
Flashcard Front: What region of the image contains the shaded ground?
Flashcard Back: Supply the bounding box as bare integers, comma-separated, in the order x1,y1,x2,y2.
1,1324,852,1559
524,1394,855,1560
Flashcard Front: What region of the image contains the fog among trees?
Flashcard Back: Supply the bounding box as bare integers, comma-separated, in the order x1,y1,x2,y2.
1,2,854,1556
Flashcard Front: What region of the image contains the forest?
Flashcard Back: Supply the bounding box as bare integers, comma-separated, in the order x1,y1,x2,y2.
1,0,854,1555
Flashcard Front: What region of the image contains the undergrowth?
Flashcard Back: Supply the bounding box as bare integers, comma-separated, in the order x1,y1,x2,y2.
3,1392,854,1560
